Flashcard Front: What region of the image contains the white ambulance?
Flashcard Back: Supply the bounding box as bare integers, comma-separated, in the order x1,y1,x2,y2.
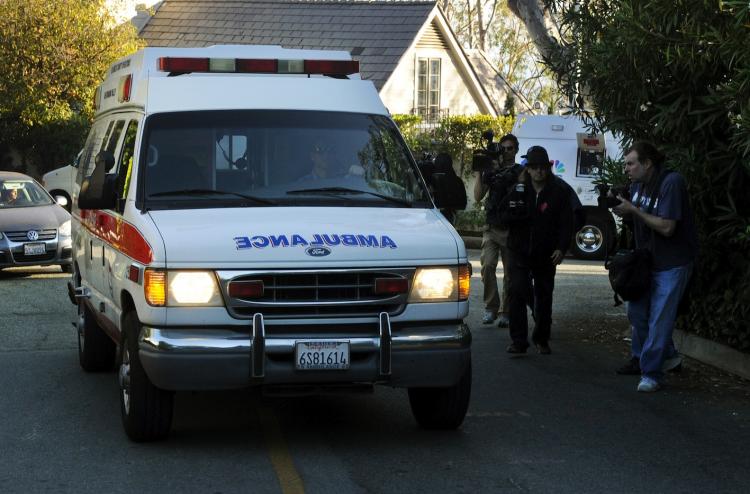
513,114,621,259
70,45,472,441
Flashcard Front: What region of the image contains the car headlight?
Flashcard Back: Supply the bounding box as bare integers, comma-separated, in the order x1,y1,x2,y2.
144,269,223,307
408,265,471,303
59,220,71,237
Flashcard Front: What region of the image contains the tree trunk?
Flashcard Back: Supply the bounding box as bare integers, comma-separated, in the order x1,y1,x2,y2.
507,0,559,63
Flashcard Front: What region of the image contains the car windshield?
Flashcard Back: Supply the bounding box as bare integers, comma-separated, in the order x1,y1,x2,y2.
0,180,53,208
139,110,431,209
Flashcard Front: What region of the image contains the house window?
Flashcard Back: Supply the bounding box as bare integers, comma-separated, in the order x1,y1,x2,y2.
416,58,441,119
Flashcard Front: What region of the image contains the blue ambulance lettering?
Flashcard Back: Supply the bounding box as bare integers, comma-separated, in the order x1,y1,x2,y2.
234,233,398,250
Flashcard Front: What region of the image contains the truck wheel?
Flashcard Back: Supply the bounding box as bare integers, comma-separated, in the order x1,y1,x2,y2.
571,213,613,260
77,301,115,372
119,311,173,442
408,363,471,430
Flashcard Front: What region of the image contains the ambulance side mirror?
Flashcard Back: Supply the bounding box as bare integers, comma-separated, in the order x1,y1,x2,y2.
78,151,117,210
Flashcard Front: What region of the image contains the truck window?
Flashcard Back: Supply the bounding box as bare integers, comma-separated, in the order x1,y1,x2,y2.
138,110,430,210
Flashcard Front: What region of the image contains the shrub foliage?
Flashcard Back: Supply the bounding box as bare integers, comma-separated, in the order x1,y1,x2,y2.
545,0,750,350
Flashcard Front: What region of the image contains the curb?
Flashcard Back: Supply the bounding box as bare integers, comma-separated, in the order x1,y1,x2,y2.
674,330,750,381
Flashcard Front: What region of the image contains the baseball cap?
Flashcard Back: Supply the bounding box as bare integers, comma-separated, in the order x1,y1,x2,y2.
521,146,551,167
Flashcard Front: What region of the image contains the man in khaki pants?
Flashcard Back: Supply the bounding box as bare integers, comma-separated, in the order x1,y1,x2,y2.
473,134,523,327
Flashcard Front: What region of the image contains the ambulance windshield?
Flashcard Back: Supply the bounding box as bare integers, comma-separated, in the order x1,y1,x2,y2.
139,110,431,209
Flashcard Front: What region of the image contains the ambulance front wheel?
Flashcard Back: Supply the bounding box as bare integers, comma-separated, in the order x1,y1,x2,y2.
408,362,471,430
119,310,174,442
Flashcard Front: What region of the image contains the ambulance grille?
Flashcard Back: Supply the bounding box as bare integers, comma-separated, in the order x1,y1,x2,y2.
218,268,413,319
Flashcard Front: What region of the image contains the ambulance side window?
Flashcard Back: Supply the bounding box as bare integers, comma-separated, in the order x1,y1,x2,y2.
77,120,110,185
115,120,138,214
104,120,126,172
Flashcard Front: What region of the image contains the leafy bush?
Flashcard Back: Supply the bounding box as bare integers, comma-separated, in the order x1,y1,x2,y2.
546,0,750,350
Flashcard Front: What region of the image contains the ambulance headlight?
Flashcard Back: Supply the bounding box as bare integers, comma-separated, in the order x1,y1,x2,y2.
168,271,223,306
408,265,470,302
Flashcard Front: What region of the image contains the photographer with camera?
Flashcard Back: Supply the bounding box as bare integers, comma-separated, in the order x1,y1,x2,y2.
611,141,698,392
473,133,523,327
499,146,574,355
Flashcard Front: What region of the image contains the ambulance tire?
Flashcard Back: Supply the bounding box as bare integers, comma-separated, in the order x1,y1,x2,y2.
408,362,471,430
77,301,116,372
119,311,174,442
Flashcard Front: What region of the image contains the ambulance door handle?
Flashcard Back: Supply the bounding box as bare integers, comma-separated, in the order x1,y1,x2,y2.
101,245,105,266
89,240,93,260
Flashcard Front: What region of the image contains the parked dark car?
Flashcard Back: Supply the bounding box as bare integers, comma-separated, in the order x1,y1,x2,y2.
0,171,72,272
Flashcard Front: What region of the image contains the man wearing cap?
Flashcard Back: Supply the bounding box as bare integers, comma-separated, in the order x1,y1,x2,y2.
473,134,524,328
499,145,574,354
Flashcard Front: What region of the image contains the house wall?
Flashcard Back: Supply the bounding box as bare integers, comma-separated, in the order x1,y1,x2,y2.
380,46,483,117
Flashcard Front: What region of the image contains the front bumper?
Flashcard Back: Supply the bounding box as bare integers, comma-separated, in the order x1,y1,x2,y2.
138,314,471,391
0,235,72,269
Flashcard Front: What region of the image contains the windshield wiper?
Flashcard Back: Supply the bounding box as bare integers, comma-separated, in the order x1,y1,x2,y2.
148,189,276,205
286,187,412,207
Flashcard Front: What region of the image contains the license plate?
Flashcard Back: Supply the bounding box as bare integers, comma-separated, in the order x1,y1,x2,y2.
23,243,46,256
295,340,350,370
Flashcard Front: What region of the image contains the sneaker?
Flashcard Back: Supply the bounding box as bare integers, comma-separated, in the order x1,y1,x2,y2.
496,314,509,328
482,310,496,324
616,357,641,375
637,376,661,392
506,343,527,354
662,355,683,373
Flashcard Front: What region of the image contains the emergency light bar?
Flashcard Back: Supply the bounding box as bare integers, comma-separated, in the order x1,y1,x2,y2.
157,57,359,76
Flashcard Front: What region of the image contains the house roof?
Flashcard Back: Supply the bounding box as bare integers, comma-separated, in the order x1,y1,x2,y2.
138,0,437,91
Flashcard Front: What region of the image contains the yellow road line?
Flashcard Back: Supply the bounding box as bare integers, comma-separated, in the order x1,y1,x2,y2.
257,405,305,494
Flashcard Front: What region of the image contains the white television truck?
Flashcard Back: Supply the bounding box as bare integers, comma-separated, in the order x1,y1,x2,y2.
70,45,472,441
513,114,621,259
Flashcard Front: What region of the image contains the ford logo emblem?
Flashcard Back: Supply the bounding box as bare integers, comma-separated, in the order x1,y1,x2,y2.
305,246,331,257
27,230,39,241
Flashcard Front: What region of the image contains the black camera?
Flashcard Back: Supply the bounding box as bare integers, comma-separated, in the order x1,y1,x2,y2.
596,183,629,208
471,129,502,173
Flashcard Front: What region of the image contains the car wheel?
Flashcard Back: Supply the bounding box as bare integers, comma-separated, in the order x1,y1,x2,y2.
408,362,471,430
77,301,116,372
571,212,615,260
119,310,174,442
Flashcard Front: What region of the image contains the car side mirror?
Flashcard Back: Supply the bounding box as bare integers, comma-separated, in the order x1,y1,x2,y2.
78,151,117,210
55,195,69,208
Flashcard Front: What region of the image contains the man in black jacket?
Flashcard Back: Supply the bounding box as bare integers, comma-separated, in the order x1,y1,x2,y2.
501,146,574,354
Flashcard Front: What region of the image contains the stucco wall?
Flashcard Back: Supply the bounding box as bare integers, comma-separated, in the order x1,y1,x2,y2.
380,46,484,117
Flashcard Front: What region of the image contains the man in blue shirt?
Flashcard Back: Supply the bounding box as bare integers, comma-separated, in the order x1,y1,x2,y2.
612,141,698,392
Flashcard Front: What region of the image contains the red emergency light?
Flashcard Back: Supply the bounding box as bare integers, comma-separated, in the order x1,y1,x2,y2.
157,57,359,76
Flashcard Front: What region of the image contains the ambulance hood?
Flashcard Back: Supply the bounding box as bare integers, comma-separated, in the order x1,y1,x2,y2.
148,207,463,267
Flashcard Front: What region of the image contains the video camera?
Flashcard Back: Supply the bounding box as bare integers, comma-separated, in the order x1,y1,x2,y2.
595,183,630,208
471,129,503,173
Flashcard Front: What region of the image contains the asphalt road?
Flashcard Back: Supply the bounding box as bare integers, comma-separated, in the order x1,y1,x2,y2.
1,256,749,494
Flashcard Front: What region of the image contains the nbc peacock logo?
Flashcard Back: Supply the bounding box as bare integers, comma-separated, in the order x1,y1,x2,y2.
553,160,565,176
